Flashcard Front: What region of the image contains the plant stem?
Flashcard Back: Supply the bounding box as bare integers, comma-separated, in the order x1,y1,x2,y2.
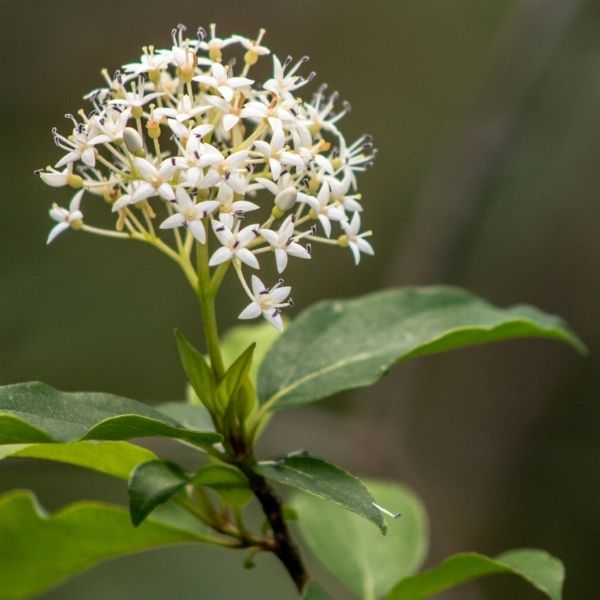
193,244,309,592
195,241,226,381
236,458,309,593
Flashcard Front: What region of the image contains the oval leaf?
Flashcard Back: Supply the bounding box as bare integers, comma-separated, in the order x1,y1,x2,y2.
0,382,221,448
0,490,217,600
258,286,585,410
0,441,155,480
294,480,428,599
128,459,190,526
388,550,564,600
258,455,385,532
174,329,216,411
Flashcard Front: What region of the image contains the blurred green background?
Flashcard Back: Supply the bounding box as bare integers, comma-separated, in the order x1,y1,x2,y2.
1,0,599,598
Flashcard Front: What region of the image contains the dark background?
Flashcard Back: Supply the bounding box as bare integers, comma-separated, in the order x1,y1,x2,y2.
1,0,599,598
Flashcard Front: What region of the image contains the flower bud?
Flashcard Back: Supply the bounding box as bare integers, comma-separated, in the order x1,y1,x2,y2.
123,127,144,154
274,187,297,212
146,118,161,139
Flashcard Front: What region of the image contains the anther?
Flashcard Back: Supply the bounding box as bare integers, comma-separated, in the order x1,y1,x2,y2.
306,243,312,255
289,298,295,307
197,26,207,41
284,55,293,68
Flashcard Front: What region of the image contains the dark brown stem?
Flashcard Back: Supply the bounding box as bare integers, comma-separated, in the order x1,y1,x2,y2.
236,459,309,593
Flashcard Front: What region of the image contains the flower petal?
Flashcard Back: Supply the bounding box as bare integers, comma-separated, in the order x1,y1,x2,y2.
239,301,262,320
160,213,185,229
209,246,233,266
236,248,259,269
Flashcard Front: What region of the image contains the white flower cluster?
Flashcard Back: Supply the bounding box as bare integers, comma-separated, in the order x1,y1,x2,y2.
37,24,376,330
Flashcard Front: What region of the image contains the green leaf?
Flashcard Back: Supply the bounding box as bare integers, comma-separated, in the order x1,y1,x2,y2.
156,401,215,432
303,581,334,600
0,441,155,480
0,382,221,448
128,459,190,526
0,490,216,600
257,455,385,532
258,286,585,410
295,480,429,600
388,549,564,600
215,343,255,413
221,322,280,384
174,329,217,411
193,464,253,508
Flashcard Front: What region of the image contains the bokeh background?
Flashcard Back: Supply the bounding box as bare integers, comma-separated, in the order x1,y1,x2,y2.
1,0,599,598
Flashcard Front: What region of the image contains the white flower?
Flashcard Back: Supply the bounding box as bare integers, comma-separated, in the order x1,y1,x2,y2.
233,33,270,59
209,221,260,269
255,173,298,204
240,99,295,130
39,163,77,188
172,136,219,182
253,126,303,181
122,47,172,77
206,95,244,131
198,24,237,62
337,135,377,188
329,171,362,213
168,120,213,143
238,275,291,331
264,55,313,99
215,184,259,229
52,119,109,169
192,148,249,193
303,85,350,135
154,94,211,122
193,62,253,102
340,212,374,264
159,187,219,242
47,190,84,243
302,181,345,237
88,107,132,143
260,215,311,273
158,24,210,77
109,88,164,111
132,157,177,201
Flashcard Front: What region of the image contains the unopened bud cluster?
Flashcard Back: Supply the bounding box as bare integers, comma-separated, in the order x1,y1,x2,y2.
37,24,376,329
